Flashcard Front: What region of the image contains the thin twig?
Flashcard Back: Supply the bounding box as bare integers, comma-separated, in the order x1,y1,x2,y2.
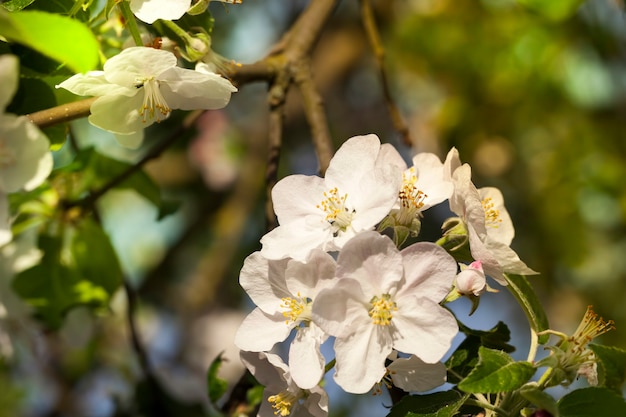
292,58,334,174
124,280,153,376
264,63,291,231
360,0,412,146
62,110,203,210
26,97,96,129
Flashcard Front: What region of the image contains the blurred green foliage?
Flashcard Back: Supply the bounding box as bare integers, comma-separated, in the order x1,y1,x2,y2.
385,0,626,345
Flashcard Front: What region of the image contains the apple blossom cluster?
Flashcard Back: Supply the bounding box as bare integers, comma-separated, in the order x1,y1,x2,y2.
0,55,53,247
234,134,539,417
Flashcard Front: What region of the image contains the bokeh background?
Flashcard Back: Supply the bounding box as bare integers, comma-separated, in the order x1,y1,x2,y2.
1,0,626,416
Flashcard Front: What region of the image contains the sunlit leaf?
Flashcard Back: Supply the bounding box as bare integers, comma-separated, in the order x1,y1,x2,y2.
0,9,98,73
1,0,37,12
517,0,586,21
457,347,536,393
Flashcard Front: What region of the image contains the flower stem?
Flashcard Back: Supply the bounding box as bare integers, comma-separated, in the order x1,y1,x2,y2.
324,359,336,374
118,1,144,47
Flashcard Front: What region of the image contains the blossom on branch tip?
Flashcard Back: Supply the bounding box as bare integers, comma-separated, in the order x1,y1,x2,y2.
311,231,457,393
234,250,336,389
0,55,53,246
446,163,538,285
240,351,328,417
260,134,402,261
56,47,237,148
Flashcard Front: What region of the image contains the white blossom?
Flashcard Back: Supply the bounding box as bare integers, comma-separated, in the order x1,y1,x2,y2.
260,134,402,261
234,250,336,389
240,351,328,417
449,163,537,285
311,231,457,393
57,47,237,148
0,55,53,246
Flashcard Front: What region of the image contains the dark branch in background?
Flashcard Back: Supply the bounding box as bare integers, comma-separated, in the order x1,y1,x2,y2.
61,110,203,211
360,0,412,147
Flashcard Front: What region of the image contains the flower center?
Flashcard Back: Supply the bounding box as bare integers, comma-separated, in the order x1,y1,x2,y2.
481,197,502,228
368,294,397,326
400,168,427,210
569,305,615,353
136,76,171,123
279,292,312,325
316,187,354,236
0,138,16,168
268,390,301,416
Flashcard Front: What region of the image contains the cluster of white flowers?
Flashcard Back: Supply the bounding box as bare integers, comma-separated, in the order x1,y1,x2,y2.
234,134,538,417
0,55,53,247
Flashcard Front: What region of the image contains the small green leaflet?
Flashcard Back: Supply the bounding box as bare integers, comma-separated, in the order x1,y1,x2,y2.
387,390,469,417
457,347,536,393
589,344,626,393
207,353,228,404
505,274,550,344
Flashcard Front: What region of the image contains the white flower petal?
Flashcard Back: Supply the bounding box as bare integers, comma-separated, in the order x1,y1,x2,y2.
289,325,326,389
114,130,145,149
234,308,292,352
0,115,52,193
284,249,336,297
0,194,11,247
239,350,289,390
88,93,145,135
270,174,328,225
239,252,290,313
104,47,178,86
56,71,134,98
0,55,18,111
333,329,391,394
388,355,447,392
324,134,382,191
399,242,457,302
393,296,457,363
159,67,237,110
311,279,370,339
411,152,454,210
260,218,332,261
130,0,191,23
335,231,403,295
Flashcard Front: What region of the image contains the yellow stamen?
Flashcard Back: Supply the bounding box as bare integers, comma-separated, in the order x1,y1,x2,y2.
136,76,171,123
316,187,354,234
268,391,299,416
569,305,615,353
368,294,397,326
279,292,311,325
399,168,427,210
482,197,502,228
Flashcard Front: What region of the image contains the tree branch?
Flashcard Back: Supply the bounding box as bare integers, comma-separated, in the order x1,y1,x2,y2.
360,0,412,146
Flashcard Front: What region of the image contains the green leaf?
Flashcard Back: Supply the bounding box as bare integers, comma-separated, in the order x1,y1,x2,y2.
11,222,122,329
446,321,515,383
0,9,98,73
1,0,37,12
12,235,83,329
206,353,229,404
589,344,626,393
558,387,626,417
517,0,586,21
519,383,559,416
458,347,536,393
387,390,469,417
72,218,123,295
504,274,550,344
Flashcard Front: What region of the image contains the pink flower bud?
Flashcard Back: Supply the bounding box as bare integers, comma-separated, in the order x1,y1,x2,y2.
455,260,486,296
